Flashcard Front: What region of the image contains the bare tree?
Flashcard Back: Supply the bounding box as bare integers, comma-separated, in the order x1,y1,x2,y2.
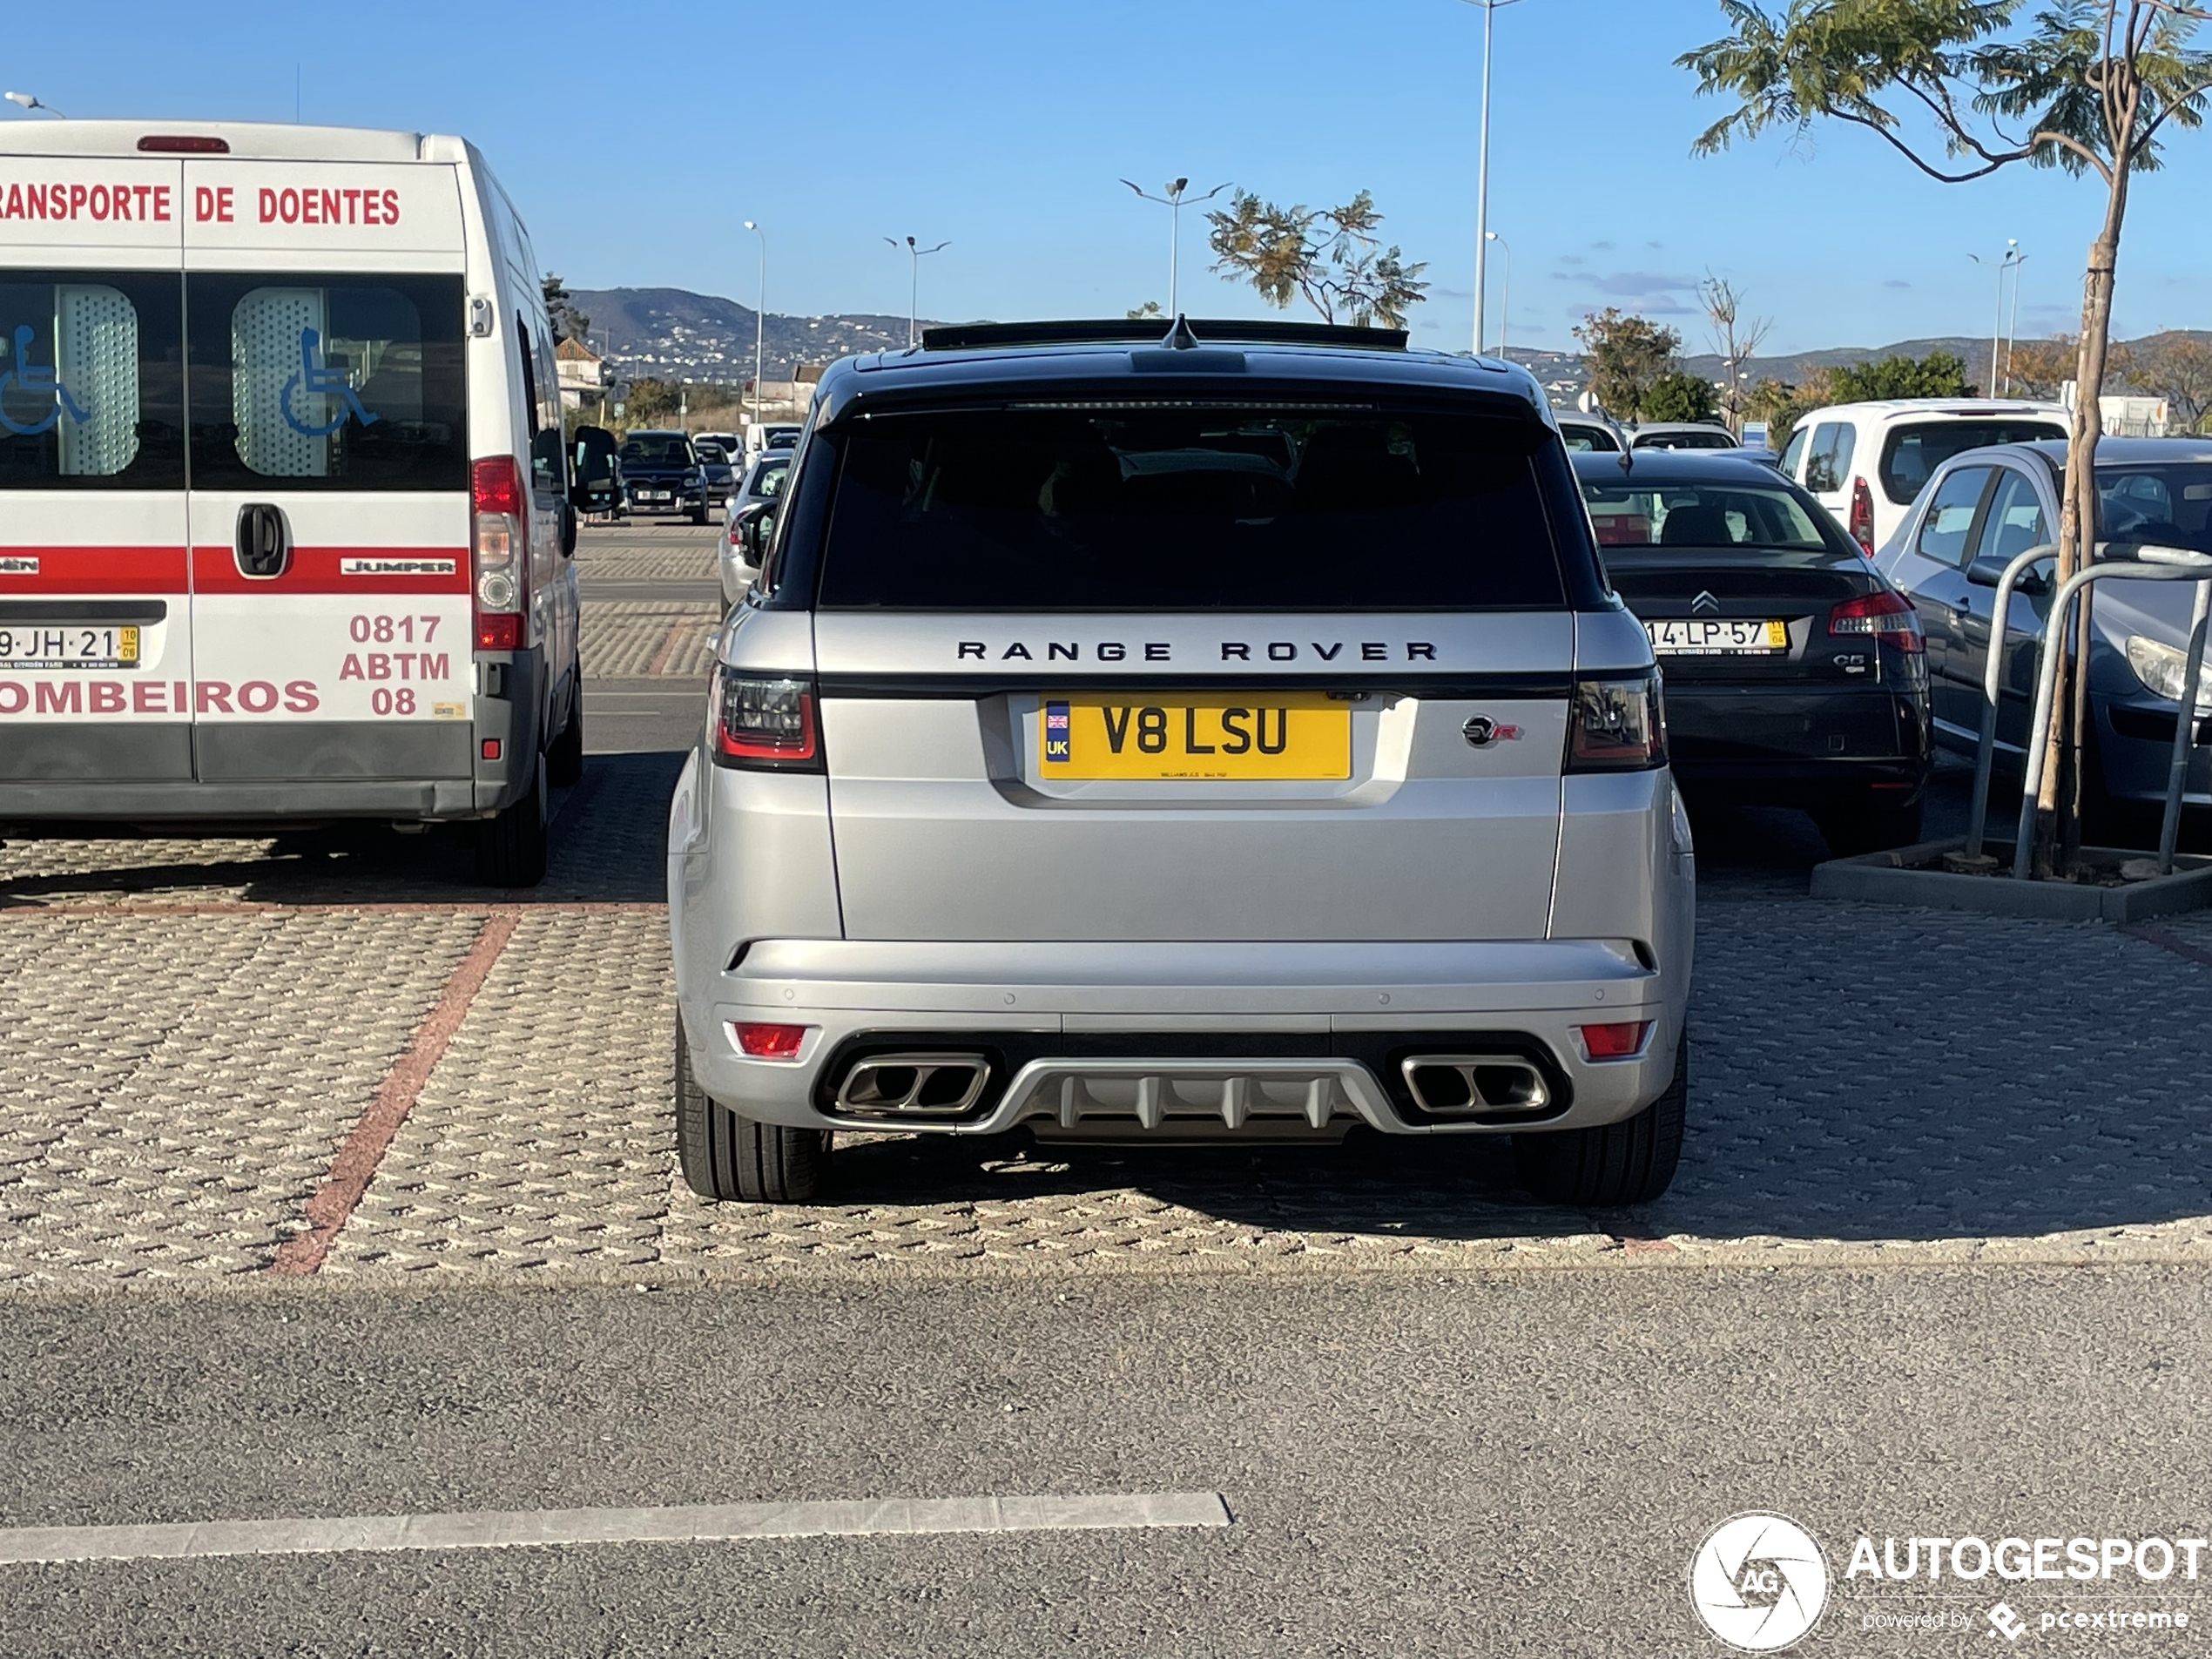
1700,275,1775,437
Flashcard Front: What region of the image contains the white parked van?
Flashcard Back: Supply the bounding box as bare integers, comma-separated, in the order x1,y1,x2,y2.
0,121,616,884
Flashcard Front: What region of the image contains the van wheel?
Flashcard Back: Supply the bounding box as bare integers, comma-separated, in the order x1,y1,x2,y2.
475,756,548,887
545,671,585,788
1812,794,1924,858
689,504,711,526
675,1019,832,1203
1514,1037,1686,1207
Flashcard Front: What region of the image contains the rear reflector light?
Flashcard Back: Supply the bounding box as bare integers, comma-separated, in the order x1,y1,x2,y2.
1578,1021,1650,1060
1848,476,1876,556
1830,589,1923,652
481,738,501,760
475,612,522,651
712,669,821,769
1566,673,1667,772
732,1022,807,1059
137,135,230,154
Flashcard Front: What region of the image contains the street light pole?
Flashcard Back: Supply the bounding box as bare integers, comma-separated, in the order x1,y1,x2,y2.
1121,179,1229,316
742,220,765,433
1970,239,2020,397
1460,1,1524,357
883,235,951,348
2004,253,2028,395
1485,230,1512,359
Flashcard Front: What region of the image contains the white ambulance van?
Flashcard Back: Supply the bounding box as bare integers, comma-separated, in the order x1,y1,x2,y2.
0,121,617,885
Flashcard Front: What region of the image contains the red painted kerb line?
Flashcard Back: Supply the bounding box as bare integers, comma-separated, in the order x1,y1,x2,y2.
267,908,522,1277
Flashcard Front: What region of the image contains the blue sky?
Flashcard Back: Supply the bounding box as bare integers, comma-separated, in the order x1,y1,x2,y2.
6,0,2209,355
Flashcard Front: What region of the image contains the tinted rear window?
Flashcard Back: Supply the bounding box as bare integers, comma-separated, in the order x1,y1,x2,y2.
1879,419,2065,504
815,405,1566,610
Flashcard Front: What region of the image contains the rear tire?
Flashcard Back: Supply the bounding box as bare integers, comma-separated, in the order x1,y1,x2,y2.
545,671,585,788
475,755,548,887
675,1019,832,1203
1812,794,1925,858
689,504,711,526
1514,1037,1686,1207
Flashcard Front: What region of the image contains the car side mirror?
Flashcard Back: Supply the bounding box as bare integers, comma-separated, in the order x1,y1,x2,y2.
1966,553,2051,595
571,424,620,516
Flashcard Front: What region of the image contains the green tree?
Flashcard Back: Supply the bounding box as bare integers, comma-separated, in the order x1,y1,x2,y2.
1829,350,1972,401
1643,371,1723,423
1742,367,1838,450
542,272,590,345
1574,308,1682,421
1205,189,1430,328
1680,0,2212,873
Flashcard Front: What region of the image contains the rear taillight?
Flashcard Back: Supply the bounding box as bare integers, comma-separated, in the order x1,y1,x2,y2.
472,455,527,651
1847,476,1875,556
1578,1021,1651,1060
732,1022,809,1059
1830,589,1923,653
711,668,821,769
1566,673,1667,772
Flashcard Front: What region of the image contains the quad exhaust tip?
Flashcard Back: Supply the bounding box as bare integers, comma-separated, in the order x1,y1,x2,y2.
1399,1055,1550,1116
834,1053,991,1116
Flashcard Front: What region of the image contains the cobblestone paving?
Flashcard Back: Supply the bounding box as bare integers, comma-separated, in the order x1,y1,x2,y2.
580,601,718,680
573,547,717,581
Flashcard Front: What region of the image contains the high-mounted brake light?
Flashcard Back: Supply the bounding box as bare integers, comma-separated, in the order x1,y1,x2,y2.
1830,589,1923,653
711,668,821,770
1565,673,1667,772
136,135,230,154
471,455,527,651
1848,476,1876,556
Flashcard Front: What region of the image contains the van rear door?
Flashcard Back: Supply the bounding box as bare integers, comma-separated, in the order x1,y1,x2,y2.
180,159,473,794
0,157,191,786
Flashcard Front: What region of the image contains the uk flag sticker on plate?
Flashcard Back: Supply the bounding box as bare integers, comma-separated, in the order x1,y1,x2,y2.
1043,700,1071,763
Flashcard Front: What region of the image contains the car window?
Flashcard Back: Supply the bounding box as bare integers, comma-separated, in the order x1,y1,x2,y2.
0,269,185,489
620,435,693,466
1778,424,1810,481
817,405,1568,611
1878,420,2067,506
1633,429,1736,450
752,458,789,497
1970,469,2049,566
1914,466,1992,568
1804,422,1855,494
1581,481,1832,549
1559,424,1619,454
2094,463,2212,546
185,273,468,490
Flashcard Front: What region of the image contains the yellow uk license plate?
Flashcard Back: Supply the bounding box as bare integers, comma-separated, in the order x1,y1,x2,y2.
1040,693,1352,780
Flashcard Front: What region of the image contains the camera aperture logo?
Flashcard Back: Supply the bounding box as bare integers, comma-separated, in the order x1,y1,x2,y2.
1690,1513,1831,1651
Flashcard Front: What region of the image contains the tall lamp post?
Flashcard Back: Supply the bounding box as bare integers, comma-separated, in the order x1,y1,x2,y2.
1460,0,1525,357
1969,240,2022,397
2004,253,2028,395
742,220,766,431
1120,178,1228,317
883,235,951,348
1484,230,1513,359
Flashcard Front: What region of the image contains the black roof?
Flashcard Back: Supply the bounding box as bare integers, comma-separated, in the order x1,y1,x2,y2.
809,314,1547,425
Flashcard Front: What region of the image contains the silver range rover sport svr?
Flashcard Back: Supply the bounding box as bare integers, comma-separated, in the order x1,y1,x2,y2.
668,316,1696,1205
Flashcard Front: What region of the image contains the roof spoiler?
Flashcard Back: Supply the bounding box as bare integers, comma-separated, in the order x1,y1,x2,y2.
918,314,1409,353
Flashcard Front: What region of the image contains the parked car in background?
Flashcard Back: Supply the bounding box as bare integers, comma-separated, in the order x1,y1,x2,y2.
718,451,794,608
1777,398,2068,556
1875,435,2212,843
694,440,740,507
1627,421,1738,451
746,423,803,457
1577,449,1932,854
619,429,711,523
1557,414,1624,453
694,430,745,462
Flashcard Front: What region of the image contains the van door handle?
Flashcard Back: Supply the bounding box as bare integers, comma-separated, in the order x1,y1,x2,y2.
235,503,291,579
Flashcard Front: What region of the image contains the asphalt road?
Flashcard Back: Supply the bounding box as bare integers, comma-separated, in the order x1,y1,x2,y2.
3,522,2202,1657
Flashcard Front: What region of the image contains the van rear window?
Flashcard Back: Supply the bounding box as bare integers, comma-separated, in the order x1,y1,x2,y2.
185,273,467,491
1879,419,2065,505
815,405,1568,610
0,271,184,490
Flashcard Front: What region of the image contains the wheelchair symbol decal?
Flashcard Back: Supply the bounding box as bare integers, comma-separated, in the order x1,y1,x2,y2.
280,327,380,437
0,325,91,436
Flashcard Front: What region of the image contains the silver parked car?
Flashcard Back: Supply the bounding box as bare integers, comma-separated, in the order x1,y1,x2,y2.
1876,436,2212,840
669,318,1696,1204
718,450,793,609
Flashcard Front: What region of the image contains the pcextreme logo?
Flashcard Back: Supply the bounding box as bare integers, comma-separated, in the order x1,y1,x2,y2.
1689,1513,1831,1651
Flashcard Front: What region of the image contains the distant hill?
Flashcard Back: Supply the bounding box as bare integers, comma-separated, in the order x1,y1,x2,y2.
568,287,943,384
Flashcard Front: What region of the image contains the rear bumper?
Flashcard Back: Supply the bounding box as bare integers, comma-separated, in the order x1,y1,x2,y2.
0,775,481,827
1666,684,1930,804
678,937,1688,1139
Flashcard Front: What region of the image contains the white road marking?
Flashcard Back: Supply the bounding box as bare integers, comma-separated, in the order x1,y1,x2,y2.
0,1492,1232,1564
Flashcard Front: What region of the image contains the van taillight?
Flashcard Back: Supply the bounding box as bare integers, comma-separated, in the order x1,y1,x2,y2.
1565,673,1668,772
1830,589,1923,652
711,668,821,770
1848,477,1876,556
137,135,230,154
472,455,527,651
